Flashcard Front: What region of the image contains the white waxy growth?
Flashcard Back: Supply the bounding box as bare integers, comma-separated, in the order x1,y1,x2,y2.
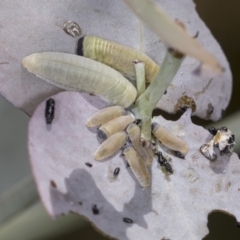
86,106,125,128
94,131,127,161
126,123,153,165
152,122,188,155
80,36,160,82
22,52,137,108
123,146,150,188
98,115,135,140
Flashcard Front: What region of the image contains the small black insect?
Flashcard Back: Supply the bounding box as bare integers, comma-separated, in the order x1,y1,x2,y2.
85,162,93,167
45,98,55,124
208,127,218,136
114,167,120,176
156,151,173,174
164,90,167,94
92,204,99,215
123,217,133,224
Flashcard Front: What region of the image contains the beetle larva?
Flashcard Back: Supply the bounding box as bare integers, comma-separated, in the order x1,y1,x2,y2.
22,52,137,108
123,147,150,188
86,106,125,128
94,131,127,161
77,36,160,82
126,123,153,165
98,115,135,140
152,122,188,156
45,98,55,124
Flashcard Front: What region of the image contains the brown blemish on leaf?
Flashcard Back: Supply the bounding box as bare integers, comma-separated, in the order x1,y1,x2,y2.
195,78,213,97
215,180,222,192
205,103,214,119
174,95,196,112
181,168,199,183
225,181,231,192
50,180,57,188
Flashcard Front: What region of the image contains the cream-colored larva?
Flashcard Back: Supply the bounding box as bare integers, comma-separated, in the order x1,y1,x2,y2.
126,123,153,165
98,115,135,140
152,122,188,156
123,147,150,188
86,106,125,128
94,131,127,161
77,36,160,82
22,52,137,108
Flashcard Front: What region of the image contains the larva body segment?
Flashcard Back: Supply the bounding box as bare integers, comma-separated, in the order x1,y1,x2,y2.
123,147,150,188
78,36,160,83
152,122,188,155
98,115,135,140
126,123,153,165
94,131,127,161
86,106,125,128
22,52,137,108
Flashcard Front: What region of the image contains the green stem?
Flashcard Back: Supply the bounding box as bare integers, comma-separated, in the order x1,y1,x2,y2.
134,61,146,97
132,48,185,141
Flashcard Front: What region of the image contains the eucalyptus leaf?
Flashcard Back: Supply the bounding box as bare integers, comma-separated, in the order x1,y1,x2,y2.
0,0,231,120
29,92,240,240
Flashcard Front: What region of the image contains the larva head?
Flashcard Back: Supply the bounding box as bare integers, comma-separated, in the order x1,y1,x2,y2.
77,36,85,56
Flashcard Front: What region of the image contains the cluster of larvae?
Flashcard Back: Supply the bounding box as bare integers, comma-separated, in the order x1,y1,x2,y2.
200,126,235,161
22,35,189,188
86,105,188,188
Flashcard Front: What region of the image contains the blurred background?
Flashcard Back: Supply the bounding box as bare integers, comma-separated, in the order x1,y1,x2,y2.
0,0,240,239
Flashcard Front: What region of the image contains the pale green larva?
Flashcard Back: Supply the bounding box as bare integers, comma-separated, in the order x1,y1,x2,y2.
22,52,137,108
94,131,127,161
123,147,150,188
152,122,188,156
77,36,160,82
86,106,125,128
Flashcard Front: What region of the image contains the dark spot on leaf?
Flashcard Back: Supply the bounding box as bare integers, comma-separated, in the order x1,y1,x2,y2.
221,109,226,117
92,204,99,215
114,167,120,176
123,217,133,224
50,180,57,188
175,95,196,112
85,162,93,167
205,103,214,119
